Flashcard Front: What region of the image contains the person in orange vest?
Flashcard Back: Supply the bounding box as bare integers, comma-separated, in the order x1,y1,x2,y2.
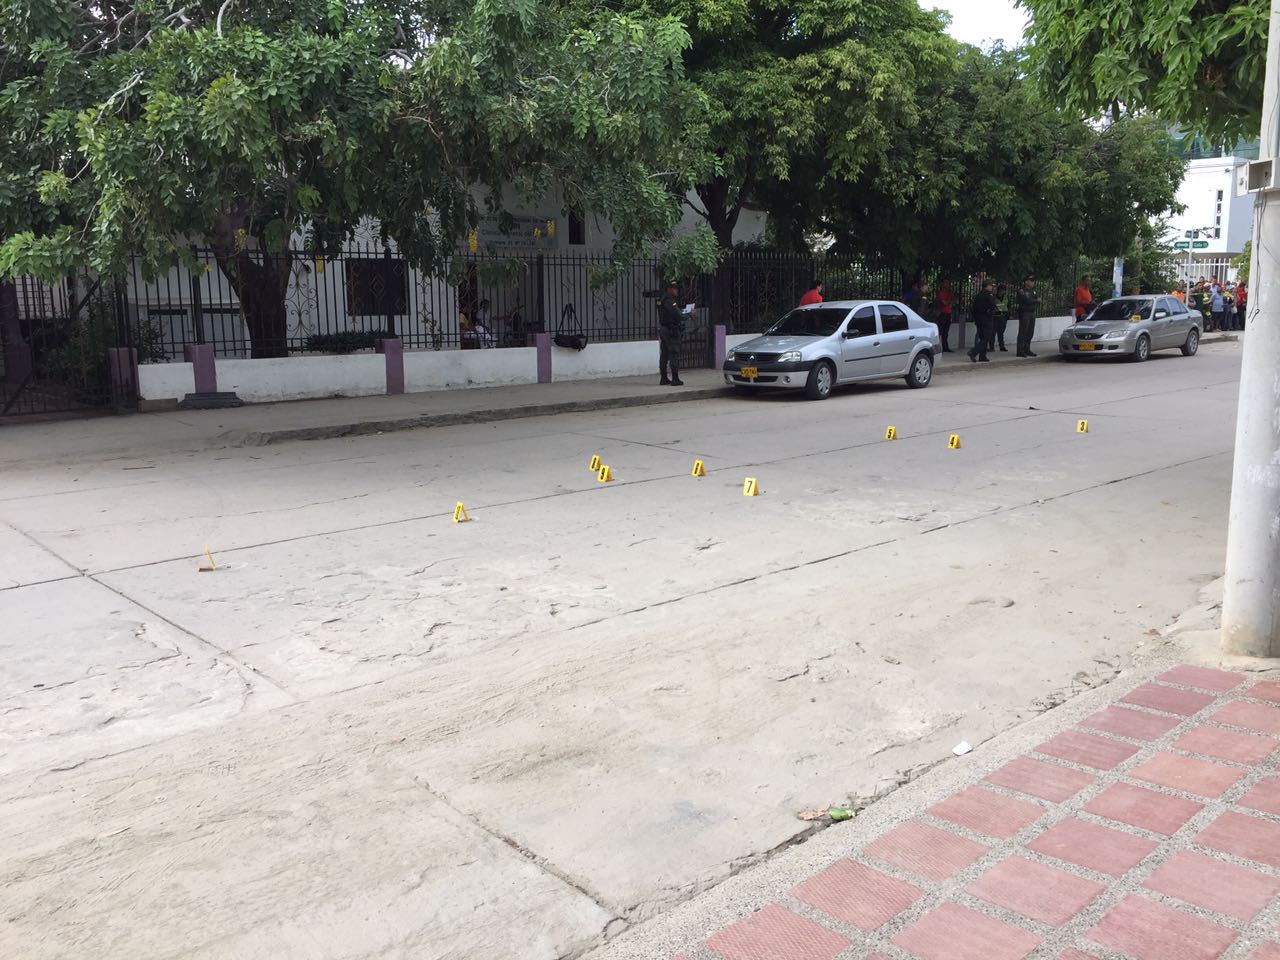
1073,274,1094,320
799,279,824,306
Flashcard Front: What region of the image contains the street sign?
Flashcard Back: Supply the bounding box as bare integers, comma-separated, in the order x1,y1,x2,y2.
1193,240,1210,249
1174,241,1191,250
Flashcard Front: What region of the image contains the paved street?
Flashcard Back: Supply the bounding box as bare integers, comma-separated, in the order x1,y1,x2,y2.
0,342,1253,959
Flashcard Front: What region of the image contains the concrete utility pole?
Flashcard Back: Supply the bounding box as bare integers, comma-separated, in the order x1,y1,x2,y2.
1222,0,1280,656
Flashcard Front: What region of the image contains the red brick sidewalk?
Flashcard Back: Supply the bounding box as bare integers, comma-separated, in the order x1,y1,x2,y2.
674,665,1280,960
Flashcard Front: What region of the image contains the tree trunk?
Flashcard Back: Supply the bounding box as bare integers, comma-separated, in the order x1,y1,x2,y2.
212,246,293,359
0,280,32,383
696,175,745,249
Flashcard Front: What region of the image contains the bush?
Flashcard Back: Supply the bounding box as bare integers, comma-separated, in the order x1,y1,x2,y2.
41,295,166,406
303,330,390,354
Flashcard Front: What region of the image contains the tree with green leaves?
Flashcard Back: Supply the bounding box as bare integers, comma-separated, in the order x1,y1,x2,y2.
1020,0,1270,144
0,0,709,356
584,0,955,248
761,47,1185,284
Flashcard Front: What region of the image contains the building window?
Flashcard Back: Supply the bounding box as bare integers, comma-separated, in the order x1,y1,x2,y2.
345,258,408,316
568,210,586,246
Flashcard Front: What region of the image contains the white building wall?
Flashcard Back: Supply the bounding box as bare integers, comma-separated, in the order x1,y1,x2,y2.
1164,156,1255,278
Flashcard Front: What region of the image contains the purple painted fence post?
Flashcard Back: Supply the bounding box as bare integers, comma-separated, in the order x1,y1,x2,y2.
377,337,405,395
535,332,552,384
183,344,217,394
714,324,727,368
107,347,138,407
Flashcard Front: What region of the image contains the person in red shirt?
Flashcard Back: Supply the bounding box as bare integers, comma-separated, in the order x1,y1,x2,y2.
934,278,956,352
1074,274,1093,319
799,279,824,306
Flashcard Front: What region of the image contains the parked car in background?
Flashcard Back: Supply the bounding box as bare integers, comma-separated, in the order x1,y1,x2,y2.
1059,295,1200,362
722,301,941,400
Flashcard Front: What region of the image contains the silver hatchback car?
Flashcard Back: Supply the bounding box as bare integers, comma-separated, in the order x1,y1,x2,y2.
722,301,942,400
1059,295,1201,362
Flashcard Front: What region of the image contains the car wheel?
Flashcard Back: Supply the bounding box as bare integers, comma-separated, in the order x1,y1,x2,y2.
1131,334,1151,363
804,361,834,400
905,352,933,389
1181,328,1200,357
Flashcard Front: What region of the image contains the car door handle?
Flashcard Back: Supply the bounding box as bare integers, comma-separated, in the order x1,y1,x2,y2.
873,340,881,346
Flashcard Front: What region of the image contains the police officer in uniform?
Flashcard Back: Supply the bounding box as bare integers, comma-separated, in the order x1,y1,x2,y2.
657,279,685,386
968,280,997,362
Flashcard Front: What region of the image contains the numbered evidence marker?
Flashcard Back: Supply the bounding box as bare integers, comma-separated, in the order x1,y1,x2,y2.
947,434,962,450
884,426,898,441
452,501,471,523
1077,419,1090,434
597,464,614,483
589,454,602,472
742,477,760,496
691,459,707,477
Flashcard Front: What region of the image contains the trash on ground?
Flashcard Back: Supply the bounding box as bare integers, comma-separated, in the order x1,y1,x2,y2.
953,741,973,756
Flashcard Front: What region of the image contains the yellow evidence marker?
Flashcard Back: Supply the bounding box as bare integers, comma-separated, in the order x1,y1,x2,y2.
884,426,898,441
947,434,962,450
198,547,217,572
1077,419,1090,434
691,459,707,477
589,454,602,472
452,502,471,523
742,477,760,496
597,464,614,483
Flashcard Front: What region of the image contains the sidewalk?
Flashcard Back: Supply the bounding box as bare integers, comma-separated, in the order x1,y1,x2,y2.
0,334,1238,468
593,659,1280,960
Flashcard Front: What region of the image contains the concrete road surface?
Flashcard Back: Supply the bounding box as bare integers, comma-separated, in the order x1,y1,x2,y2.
0,343,1242,959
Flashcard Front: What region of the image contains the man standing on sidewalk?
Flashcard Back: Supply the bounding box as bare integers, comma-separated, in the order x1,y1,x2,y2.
657,280,685,386
1074,274,1093,320
934,278,956,352
968,280,997,362
1015,275,1040,357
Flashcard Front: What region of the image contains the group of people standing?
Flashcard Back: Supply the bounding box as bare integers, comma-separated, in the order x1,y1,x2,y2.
902,277,1042,361
1176,277,1247,332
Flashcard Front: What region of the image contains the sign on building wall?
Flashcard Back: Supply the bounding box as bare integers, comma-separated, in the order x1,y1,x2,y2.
477,215,558,252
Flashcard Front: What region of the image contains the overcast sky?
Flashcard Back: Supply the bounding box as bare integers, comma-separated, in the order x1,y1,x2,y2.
929,0,1030,49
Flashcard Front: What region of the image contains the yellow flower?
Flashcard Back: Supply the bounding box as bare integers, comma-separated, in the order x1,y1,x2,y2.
467,229,478,253
533,227,542,239
546,219,556,237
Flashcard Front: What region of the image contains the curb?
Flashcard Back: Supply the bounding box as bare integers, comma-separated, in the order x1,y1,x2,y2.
220,387,729,447
222,335,1240,448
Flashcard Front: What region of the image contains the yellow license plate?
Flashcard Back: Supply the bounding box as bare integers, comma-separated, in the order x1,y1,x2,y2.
740,366,759,380
1079,343,1096,351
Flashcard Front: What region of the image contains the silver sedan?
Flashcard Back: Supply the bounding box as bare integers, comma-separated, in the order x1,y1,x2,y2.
1059,295,1200,362
722,301,941,400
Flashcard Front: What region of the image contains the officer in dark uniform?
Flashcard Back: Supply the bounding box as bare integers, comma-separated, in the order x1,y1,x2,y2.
1015,275,1041,357
968,280,997,362
657,279,685,386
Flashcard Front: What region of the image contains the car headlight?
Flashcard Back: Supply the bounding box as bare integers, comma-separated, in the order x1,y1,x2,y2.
1104,329,1130,339
780,351,802,362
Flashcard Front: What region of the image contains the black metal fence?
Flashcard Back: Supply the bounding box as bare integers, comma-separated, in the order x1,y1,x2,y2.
119,244,1079,360
2,244,1082,418
121,245,691,360
1,275,140,418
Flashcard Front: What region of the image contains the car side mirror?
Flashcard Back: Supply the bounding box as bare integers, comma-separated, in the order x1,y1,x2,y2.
1154,310,1168,319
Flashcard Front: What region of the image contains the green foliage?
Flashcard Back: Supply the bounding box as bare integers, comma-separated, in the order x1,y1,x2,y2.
761,49,1184,279
1021,0,1270,143
303,329,390,353
40,294,165,404
1235,240,1252,284
587,0,954,246
659,224,722,284
0,0,708,280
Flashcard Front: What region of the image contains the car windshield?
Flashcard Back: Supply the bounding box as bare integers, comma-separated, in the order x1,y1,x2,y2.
766,308,850,337
1087,299,1154,322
